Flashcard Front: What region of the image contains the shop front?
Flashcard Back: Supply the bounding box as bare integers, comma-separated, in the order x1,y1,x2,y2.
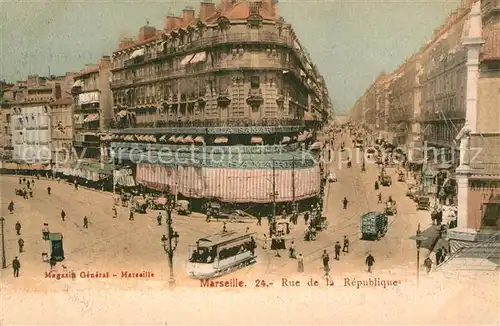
468,179,500,230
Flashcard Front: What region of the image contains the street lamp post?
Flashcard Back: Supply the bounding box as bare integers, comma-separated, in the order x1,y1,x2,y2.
161,193,179,286
409,223,428,287
0,217,6,269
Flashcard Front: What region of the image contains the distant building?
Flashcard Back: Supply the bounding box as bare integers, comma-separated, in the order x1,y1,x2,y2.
71,56,113,160
106,0,333,211
49,98,73,163
0,82,15,159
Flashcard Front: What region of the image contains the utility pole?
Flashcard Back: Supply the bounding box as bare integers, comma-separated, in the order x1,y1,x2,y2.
272,160,277,220
0,217,6,269
291,158,296,213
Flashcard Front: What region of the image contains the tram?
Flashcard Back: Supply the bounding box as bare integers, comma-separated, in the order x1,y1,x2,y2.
187,231,257,279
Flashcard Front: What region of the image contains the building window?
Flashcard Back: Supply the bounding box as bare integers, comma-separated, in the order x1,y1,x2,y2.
250,76,260,89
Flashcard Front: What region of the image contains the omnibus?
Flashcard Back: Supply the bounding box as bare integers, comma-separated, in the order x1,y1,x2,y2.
187,231,257,279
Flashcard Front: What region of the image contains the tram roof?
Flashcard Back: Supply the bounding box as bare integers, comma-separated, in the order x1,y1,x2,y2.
197,231,253,247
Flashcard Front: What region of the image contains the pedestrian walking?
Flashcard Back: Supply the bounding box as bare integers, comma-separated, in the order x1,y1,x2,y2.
61,210,66,221
256,215,262,226
262,234,267,249
47,186,51,195
374,181,379,190
245,226,250,233
157,213,162,226
19,177,22,185
74,180,78,190
440,248,447,264
343,235,349,253
222,222,227,233
129,210,134,221
18,238,24,253
435,248,442,265
304,212,310,225
365,253,375,273
12,256,21,277
83,216,88,228
289,241,296,259
334,241,341,260
342,197,349,209
49,255,57,270
322,250,330,271
378,193,382,203
26,181,30,189
29,189,33,198
8,200,14,213
42,223,50,240
112,205,117,218
297,253,304,273
424,257,433,274
15,221,21,235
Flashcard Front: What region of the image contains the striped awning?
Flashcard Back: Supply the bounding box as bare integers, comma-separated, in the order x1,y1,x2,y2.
309,141,323,150
159,135,167,142
214,137,228,144
180,54,195,66
183,135,194,143
168,135,176,142
251,137,263,144
194,136,205,143
130,48,145,59
281,136,291,143
83,113,99,123
175,135,185,143
190,52,207,64
297,133,306,142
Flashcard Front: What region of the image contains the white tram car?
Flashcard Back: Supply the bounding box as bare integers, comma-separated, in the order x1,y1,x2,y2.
187,231,257,279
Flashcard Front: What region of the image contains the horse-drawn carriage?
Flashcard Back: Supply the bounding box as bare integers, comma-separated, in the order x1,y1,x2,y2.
149,196,168,210
431,208,443,225
384,200,397,215
132,196,148,213
15,188,26,197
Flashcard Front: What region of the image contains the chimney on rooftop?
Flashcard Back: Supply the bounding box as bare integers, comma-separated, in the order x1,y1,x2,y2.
220,0,233,12
262,0,272,13
182,7,196,26
199,1,216,21
138,25,156,42
119,38,135,49
164,15,182,31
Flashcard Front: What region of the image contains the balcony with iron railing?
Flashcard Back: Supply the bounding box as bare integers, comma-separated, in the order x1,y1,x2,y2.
483,0,500,17
114,32,290,72
109,118,319,129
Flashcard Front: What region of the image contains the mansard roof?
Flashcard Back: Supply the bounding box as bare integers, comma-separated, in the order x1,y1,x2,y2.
206,0,276,23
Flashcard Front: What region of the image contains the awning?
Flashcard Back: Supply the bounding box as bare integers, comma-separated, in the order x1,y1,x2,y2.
168,136,176,142
297,133,306,142
281,136,291,143
116,110,128,118
438,163,453,170
180,54,195,66
157,41,166,51
214,137,228,144
183,135,194,143
251,137,263,144
159,135,167,142
190,52,207,64
130,48,145,59
194,136,205,143
309,141,323,150
83,113,99,123
150,135,157,143
72,80,82,88
175,135,185,143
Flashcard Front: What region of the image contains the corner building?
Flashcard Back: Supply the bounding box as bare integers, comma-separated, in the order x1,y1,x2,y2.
107,0,332,213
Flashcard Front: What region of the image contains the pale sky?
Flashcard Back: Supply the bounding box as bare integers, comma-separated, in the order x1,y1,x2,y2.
0,0,460,113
